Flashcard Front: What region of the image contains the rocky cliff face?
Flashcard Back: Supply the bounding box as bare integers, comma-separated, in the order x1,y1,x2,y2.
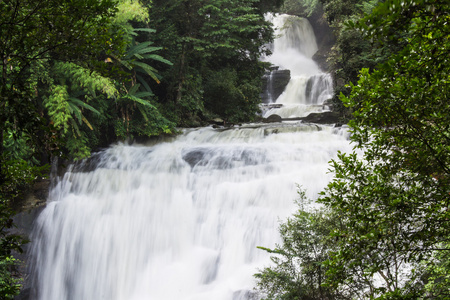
260,69,291,103
308,9,335,72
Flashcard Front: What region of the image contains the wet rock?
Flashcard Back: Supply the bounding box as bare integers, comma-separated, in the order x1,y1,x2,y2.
182,148,207,168
209,118,225,126
233,290,260,300
182,147,267,170
261,69,291,103
300,111,341,124
262,114,282,123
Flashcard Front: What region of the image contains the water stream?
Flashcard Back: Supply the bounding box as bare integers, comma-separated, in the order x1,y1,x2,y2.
28,14,349,300
263,14,333,118
30,125,352,300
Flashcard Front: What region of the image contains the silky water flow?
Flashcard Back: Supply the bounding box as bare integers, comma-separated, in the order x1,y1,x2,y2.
263,14,333,118
28,13,351,300
29,125,353,300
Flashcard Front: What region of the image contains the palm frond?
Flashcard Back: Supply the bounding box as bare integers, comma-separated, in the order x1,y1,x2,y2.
132,61,160,82
136,74,153,94
143,54,173,66
67,101,83,123
137,105,150,122
125,94,156,109
68,97,101,115
133,28,156,34
69,118,82,136
81,115,94,130
128,84,140,95
133,91,153,99
125,42,155,59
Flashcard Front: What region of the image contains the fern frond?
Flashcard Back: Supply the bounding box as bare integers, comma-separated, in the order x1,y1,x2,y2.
54,62,118,98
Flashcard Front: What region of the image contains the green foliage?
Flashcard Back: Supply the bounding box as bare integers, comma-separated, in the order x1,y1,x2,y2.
424,244,450,298
45,86,72,134
281,0,322,17
3,129,39,166
255,189,351,300
204,68,261,123
0,256,22,299
0,158,46,299
0,196,27,299
114,84,175,139
318,0,450,298
34,18,174,159
0,160,48,202
258,0,450,299
111,27,175,139
42,62,119,159
53,62,118,99
320,0,385,120
163,70,205,127
0,0,127,169
148,0,281,125
114,0,149,25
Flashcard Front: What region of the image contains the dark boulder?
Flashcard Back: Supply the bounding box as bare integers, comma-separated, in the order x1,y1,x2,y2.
262,114,282,123
300,111,341,124
261,69,291,103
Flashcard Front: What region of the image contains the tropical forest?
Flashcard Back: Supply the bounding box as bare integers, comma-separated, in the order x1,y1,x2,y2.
0,0,449,299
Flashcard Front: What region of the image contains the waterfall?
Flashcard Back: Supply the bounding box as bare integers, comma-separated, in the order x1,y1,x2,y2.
29,124,353,300
262,14,333,118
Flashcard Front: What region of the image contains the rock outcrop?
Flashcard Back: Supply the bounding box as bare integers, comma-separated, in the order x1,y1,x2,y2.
260,69,291,103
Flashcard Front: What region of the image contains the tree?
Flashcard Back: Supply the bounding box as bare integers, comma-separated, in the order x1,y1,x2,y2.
281,0,322,17
0,0,125,173
4,0,176,161
319,0,384,120
148,0,283,125
256,0,450,298
255,190,353,300
0,159,47,299
319,0,450,298
0,0,124,296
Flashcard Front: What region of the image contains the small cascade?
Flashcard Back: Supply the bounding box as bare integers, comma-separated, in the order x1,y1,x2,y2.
306,74,333,105
261,72,275,104
262,14,333,119
261,69,291,104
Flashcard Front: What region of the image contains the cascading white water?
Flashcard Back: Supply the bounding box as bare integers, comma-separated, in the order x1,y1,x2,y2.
30,124,353,300
263,14,333,118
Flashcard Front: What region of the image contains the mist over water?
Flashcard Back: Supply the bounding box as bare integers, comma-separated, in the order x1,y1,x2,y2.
30,125,352,300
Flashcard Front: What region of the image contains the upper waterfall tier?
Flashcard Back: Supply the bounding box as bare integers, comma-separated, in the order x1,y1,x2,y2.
262,14,333,118
264,14,320,76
